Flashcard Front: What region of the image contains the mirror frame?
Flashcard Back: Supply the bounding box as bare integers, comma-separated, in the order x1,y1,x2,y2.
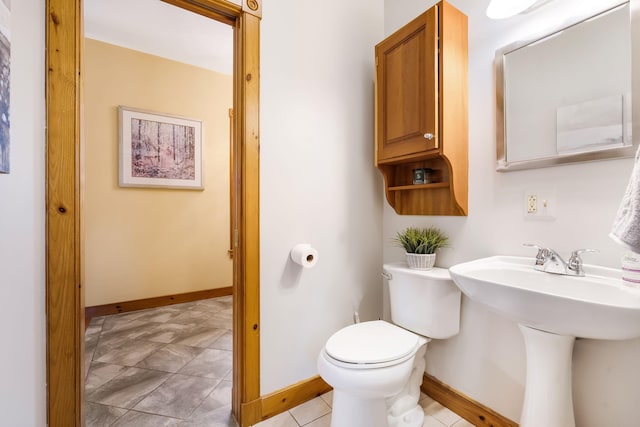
496,0,639,172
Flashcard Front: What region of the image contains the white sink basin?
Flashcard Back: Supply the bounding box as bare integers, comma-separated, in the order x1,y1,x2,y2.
449,255,640,427
449,255,640,340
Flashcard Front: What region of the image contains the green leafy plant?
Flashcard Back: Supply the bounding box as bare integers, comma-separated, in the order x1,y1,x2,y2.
393,226,449,254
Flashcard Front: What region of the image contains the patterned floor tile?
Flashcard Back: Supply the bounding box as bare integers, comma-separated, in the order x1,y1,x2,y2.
85,296,240,424
185,404,238,427
304,413,331,427
133,373,220,419
136,344,203,373
137,322,196,344
110,410,182,427
189,380,232,421
86,367,171,408
319,390,332,408
452,419,475,427
179,348,232,379
289,396,331,426
201,313,233,329
170,310,214,325
85,362,128,394
173,326,228,348
208,330,233,350
93,337,165,366
424,400,462,426
193,299,229,311
85,402,127,427
252,411,299,427
89,316,106,327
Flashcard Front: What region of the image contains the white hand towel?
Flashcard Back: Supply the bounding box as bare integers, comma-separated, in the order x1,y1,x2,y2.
611,146,640,252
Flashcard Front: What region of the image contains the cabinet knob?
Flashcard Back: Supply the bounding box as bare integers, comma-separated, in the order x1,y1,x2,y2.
423,133,434,140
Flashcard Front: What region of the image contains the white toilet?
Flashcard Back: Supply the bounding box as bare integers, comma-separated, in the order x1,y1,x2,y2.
317,262,461,427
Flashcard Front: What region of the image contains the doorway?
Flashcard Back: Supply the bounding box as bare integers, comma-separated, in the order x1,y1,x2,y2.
45,0,261,426
82,0,234,313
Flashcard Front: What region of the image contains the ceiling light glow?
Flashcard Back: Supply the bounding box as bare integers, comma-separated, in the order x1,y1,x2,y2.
486,0,538,19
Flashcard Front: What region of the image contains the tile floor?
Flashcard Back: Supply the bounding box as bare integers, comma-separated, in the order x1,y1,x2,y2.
252,391,475,427
85,297,474,427
84,296,235,426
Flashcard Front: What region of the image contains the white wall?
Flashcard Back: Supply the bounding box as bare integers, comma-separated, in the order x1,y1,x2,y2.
384,1,640,425
260,0,384,394
0,0,46,425
7,0,637,423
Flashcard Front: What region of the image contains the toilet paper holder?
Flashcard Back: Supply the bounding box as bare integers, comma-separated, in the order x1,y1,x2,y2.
290,243,318,268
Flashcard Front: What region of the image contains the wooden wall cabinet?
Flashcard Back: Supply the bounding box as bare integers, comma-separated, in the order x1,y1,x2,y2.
375,1,468,216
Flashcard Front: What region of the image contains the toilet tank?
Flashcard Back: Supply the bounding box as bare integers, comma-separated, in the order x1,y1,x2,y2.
384,262,461,339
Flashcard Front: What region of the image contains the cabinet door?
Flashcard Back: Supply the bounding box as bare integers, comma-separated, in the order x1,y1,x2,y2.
376,6,438,162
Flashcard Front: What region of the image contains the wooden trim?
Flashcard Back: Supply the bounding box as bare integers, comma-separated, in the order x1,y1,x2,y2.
228,107,235,259
46,1,261,426
261,376,332,422
233,10,262,427
242,0,262,18
161,0,241,26
241,398,263,426
46,0,84,425
439,0,469,216
85,287,233,325
421,373,519,427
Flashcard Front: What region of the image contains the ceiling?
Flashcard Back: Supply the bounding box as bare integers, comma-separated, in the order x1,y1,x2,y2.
84,0,233,75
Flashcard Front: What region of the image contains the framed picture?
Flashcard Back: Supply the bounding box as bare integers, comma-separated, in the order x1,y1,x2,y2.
119,106,203,189
0,0,11,174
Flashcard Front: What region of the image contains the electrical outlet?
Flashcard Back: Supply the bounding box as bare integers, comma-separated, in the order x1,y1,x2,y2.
527,195,537,213
524,189,557,220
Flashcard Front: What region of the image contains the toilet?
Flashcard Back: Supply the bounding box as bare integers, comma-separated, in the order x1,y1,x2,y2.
317,262,461,427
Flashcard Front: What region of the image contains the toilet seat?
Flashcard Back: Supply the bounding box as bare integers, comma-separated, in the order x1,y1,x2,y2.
324,320,423,369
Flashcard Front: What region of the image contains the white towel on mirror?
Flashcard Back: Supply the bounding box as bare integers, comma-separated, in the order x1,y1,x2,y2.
611,146,640,252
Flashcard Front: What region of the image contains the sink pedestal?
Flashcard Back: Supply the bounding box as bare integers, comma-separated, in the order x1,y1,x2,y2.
450,256,640,426
519,325,576,427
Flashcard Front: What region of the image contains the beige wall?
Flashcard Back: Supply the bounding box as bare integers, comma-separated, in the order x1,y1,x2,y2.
84,38,232,306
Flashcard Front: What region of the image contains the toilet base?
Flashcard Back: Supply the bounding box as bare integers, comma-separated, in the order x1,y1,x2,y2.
331,389,389,427
327,342,428,427
387,343,427,427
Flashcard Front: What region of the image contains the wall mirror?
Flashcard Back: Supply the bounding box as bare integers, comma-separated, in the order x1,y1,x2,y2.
496,2,637,171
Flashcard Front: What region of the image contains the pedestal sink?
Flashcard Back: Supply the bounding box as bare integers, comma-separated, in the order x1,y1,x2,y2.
449,256,640,427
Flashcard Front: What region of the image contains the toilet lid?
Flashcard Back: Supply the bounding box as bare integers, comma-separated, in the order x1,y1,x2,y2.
325,320,420,365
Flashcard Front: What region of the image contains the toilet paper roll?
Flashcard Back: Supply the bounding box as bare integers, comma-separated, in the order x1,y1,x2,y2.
290,243,318,268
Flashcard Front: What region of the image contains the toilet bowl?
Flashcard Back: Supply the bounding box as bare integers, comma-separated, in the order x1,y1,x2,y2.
318,320,429,427
318,264,461,427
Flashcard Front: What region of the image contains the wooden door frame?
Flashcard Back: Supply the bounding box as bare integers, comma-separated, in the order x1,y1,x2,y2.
45,0,261,426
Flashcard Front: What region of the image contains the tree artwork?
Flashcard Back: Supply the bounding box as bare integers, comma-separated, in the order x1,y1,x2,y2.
130,118,196,180
119,107,203,189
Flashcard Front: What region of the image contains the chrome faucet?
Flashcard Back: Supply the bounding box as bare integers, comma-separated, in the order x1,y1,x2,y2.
523,244,597,276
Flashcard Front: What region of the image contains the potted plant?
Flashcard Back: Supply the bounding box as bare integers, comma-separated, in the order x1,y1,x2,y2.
393,226,449,270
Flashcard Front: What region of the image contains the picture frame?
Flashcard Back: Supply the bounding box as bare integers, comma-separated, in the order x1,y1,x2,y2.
119,106,203,189
0,0,11,174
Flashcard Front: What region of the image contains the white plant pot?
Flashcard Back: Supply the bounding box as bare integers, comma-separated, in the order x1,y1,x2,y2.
405,253,436,270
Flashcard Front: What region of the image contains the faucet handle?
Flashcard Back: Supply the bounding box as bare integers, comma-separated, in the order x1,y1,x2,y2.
523,243,550,266
570,248,598,257
523,243,543,249
568,249,598,275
